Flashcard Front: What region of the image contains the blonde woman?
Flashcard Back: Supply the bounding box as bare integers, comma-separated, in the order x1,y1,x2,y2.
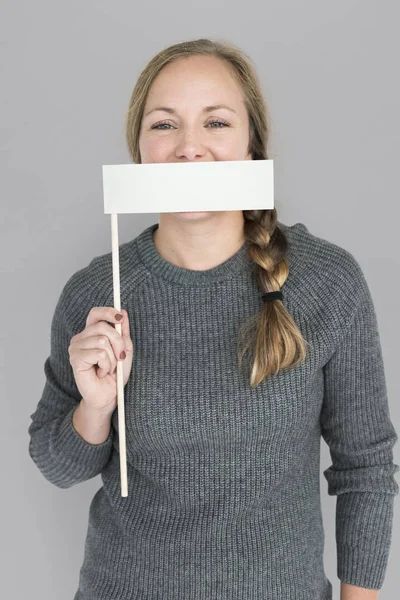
28,38,399,600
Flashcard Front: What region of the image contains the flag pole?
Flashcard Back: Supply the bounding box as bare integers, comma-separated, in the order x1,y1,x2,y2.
111,213,128,497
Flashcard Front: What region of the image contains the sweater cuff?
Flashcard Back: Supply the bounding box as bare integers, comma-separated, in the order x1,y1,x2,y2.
51,405,114,471
336,492,395,589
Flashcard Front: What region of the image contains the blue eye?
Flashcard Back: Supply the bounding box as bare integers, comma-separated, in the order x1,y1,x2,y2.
208,120,229,128
151,119,229,130
151,123,174,130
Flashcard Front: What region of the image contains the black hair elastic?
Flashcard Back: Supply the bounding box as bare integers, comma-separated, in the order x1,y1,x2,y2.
262,291,283,302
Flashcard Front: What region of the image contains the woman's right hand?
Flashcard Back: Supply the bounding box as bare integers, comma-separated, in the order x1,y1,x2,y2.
68,307,134,414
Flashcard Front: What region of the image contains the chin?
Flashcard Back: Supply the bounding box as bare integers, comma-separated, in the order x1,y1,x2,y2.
176,211,212,218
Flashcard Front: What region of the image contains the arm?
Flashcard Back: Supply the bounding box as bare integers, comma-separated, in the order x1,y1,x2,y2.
28,275,115,489
340,581,379,600
320,257,399,591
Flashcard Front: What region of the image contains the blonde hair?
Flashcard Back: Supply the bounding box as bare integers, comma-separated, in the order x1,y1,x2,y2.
125,38,309,387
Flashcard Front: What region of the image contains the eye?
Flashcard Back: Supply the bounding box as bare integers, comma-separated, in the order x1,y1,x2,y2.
151,119,230,130
208,119,229,128
150,122,174,130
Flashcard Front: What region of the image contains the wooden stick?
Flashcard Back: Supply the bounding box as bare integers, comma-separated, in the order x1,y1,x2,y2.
111,213,128,497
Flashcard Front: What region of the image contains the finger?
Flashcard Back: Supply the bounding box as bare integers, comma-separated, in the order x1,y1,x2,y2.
85,306,124,329
74,334,117,375
117,309,134,353
77,320,127,361
96,323,128,362
70,346,112,378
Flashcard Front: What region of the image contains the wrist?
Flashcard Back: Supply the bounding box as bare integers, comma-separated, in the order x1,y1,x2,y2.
79,398,116,418
73,400,114,445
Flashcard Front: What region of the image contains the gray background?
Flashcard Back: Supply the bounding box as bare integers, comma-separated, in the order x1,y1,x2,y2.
1,1,399,598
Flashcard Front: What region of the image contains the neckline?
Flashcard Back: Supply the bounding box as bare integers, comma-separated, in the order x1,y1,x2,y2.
135,223,254,286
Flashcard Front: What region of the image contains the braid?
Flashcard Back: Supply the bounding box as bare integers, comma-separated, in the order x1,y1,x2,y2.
243,209,288,296
237,209,309,387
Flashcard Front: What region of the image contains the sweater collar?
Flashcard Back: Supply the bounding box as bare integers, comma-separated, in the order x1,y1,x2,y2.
135,222,254,286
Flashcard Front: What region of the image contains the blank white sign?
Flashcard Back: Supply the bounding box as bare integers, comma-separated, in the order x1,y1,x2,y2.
102,159,274,214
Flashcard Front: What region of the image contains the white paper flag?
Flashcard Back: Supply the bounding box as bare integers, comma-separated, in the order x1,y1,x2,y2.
102,159,274,214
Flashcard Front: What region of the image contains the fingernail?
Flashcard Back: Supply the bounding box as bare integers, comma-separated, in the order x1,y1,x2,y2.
120,351,126,360
115,313,123,321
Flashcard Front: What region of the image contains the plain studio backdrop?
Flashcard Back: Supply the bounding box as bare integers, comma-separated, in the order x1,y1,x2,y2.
1,1,399,598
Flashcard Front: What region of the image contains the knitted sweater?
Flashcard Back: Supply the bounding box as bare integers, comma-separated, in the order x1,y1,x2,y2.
28,220,399,600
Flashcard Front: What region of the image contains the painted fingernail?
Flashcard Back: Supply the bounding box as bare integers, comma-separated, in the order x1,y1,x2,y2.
120,351,126,360
115,313,123,321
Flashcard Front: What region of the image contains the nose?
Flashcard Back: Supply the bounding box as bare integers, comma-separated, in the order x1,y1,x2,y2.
174,128,208,161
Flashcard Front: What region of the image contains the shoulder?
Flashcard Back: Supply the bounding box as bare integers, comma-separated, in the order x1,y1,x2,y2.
54,231,148,335
278,220,366,284
277,220,372,329
278,220,359,274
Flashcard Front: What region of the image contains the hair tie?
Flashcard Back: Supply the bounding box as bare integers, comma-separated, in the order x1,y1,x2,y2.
262,291,283,303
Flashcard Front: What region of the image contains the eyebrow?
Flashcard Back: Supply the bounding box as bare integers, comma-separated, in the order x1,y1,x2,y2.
144,104,237,117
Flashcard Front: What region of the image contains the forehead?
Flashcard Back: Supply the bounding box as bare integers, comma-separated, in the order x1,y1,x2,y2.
145,56,243,103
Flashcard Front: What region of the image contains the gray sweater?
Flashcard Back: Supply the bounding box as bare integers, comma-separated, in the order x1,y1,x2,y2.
28,221,399,600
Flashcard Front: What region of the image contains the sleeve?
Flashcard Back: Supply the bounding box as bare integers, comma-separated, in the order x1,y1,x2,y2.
320,260,399,590
28,277,115,489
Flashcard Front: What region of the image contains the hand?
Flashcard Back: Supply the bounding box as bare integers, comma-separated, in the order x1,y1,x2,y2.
68,307,134,414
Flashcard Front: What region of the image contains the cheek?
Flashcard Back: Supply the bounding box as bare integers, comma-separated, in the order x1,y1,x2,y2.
140,135,173,160
210,133,248,154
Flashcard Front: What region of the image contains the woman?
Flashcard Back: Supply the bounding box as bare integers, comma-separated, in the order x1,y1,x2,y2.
28,38,399,600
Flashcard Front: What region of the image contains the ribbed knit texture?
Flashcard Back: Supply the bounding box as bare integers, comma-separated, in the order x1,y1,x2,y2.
28,221,399,600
